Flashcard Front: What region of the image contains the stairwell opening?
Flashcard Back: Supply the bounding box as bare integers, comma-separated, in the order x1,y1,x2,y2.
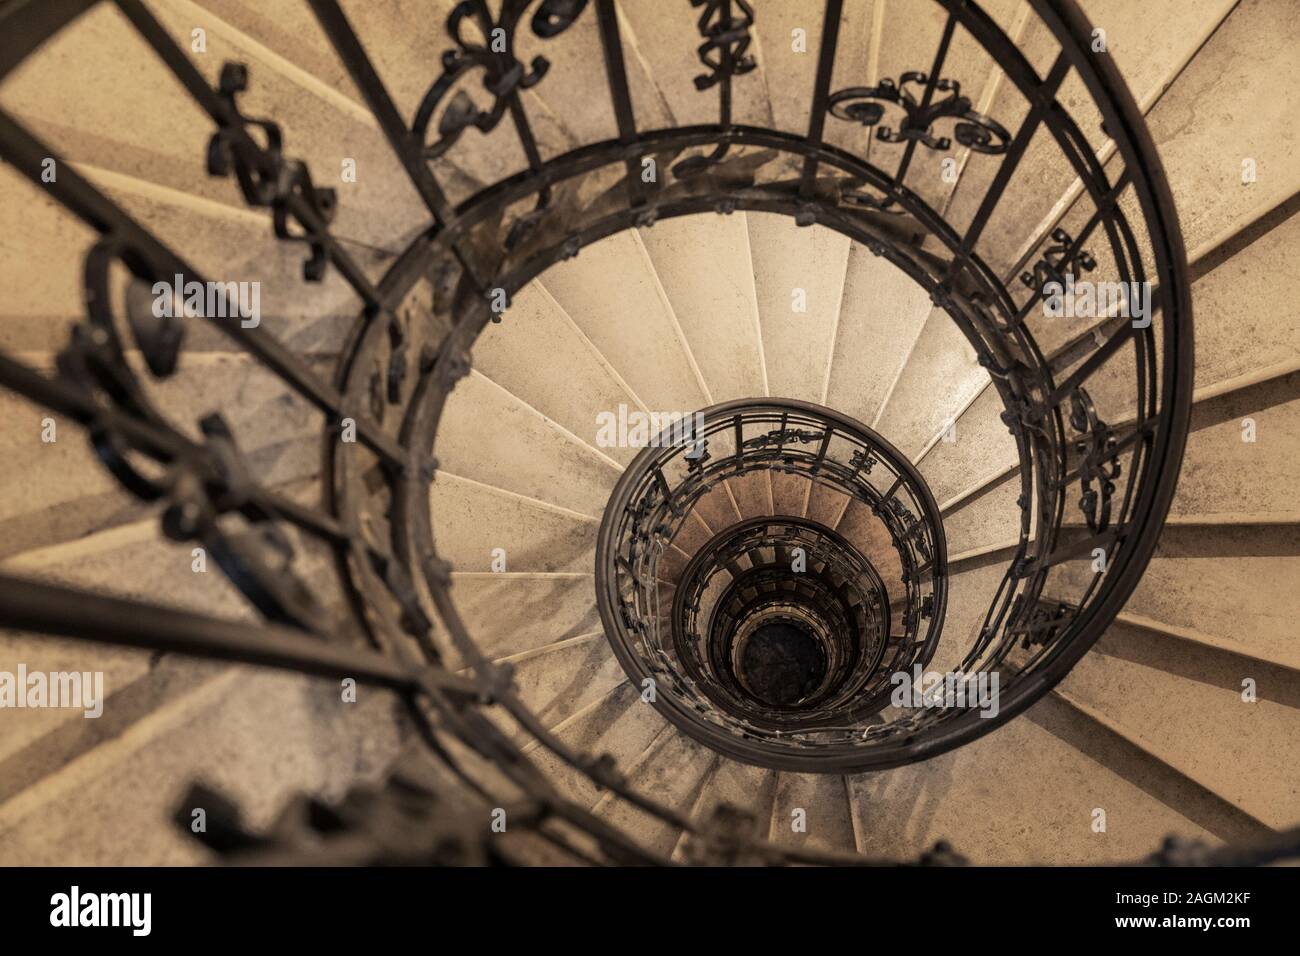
594,398,946,771
738,621,827,708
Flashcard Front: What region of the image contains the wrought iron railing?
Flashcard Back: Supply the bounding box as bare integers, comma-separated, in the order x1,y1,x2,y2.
680,517,893,721
0,0,1221,863
597,400,945,771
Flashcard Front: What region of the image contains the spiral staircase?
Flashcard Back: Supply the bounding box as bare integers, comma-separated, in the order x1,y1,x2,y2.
0,0,1297,866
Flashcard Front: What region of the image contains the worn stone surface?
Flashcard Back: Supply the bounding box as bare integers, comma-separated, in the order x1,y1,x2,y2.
0,0,1293,866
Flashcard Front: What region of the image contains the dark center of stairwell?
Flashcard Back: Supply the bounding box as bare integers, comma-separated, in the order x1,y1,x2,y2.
739,621,828,707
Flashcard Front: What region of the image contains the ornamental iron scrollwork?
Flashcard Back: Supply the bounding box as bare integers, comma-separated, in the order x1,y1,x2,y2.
1069,387,1122,534
743,427,824,449
828,73,1011,155
686,439,711,473
885,495,931,565
673,0,758,178
1008,596,1074,650
849,449,876,474
412,0,589,249
173,770,549,865
412,0,588,161
920,594,935,619
208,62,338,282
1020,227,1098,299
689,0,757,92
57,240,332,634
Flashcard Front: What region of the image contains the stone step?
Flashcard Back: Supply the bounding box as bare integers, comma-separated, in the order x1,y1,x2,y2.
748,214,851,405
767,771,855,854
671,758,778,863
436,369,621,519
540,229,710,416
874,308,986,461
480,633,627,743
1060,622,1299,830
474,281,643,468
639,213,767,404
1114,523,1300,672
825,245,934,428
525,681,667,812
846,694,1216,864
591,727,716,860
430,472,598,575
0,663,405,864
438,574,599,669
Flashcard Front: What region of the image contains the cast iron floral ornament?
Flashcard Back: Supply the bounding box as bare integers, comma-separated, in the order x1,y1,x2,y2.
829,72,1011,154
